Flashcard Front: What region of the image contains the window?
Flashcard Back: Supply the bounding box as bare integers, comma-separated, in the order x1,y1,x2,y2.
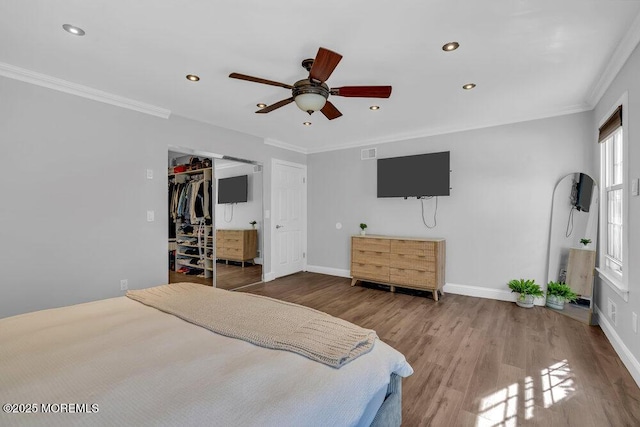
602,127,623,276
598,100,627,296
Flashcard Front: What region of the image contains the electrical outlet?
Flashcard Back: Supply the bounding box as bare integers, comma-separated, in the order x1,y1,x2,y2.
633,312,638,334
147,210,155,222
146,169,153,179
120,279,128,291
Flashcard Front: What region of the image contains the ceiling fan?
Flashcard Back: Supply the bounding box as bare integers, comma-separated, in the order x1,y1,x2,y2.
229,47,392,120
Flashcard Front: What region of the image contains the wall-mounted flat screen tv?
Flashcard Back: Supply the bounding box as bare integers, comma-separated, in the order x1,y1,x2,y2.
377,151,450,198
218,175,248,204
575,173,593,212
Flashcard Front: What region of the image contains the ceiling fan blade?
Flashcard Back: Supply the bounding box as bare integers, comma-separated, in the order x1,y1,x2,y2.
229,73,293,89
256,97,294,114
332,86,392,98
309,48,343,84
321,101,343,120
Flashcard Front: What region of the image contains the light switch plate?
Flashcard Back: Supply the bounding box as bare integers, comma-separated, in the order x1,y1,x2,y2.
632,178,639,196
146,169,153,179
147,210,155,222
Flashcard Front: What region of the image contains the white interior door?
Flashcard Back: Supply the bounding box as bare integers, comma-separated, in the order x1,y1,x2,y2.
271,159,306,278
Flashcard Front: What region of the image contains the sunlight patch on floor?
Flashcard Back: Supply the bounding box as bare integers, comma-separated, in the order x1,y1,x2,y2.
541,359,574,408
475,360,575,425
477,383,519,426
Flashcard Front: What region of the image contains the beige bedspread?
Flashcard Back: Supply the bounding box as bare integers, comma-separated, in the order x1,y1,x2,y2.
0,294,413,427
126,282,376,368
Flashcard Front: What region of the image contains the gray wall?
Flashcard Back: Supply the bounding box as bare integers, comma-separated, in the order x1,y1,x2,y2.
593,42,640,370
307,111,594,293
0,76,304,318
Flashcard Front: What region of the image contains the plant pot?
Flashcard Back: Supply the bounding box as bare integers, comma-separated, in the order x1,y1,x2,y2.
515,293,535,308
360,230,366,236
546,294,565,310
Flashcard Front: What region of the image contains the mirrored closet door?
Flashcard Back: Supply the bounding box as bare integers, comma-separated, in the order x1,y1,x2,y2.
213,158,263,290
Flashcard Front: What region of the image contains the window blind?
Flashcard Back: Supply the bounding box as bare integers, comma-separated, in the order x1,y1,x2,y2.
598,105,622,143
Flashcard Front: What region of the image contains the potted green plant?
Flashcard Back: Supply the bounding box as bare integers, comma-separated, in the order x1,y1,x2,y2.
545,281,578,310
359,223,367,236
580,238,591,247
250,220,257,229
508,279,544,308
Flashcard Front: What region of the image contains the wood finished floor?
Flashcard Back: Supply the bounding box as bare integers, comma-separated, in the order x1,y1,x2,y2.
169,263,262,290
241,272,640,427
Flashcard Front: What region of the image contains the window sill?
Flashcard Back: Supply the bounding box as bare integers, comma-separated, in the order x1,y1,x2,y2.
596,267,629,302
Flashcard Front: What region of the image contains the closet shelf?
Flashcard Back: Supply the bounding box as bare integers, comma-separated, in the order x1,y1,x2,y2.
169,167,212,177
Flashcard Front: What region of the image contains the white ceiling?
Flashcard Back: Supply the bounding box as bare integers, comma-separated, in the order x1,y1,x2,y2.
2,0,640,153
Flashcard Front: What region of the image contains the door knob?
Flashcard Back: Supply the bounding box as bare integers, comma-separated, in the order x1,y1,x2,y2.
276,225,283,229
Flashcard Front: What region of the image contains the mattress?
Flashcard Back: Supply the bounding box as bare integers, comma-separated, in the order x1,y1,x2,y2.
0,295,412,426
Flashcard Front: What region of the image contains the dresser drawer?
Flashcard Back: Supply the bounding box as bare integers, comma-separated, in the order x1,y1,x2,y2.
352,263,389,283
352,237,391,253
352,250,390,267
222,230,243,239
391,240,436,257
223,238,243,249
389,268,436,288
389,253,434,271
224,247,243,259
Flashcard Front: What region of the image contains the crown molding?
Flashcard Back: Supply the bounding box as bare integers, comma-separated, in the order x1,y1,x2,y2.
0,62,171,119
305,103,592,154
586,11,640,107
264,137,308,154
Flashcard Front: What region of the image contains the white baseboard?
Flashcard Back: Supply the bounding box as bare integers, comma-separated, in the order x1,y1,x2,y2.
305,265,351,278
263,272,276,282
594,304,640,388
444,282,546,306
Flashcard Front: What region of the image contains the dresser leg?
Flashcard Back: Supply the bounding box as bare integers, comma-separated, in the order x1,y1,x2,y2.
350,279,358,287
390,285,396,293
433,289,439,302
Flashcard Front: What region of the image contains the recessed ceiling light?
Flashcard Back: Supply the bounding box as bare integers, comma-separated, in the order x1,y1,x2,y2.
370,105,380,110
462,83,476,90
62,24,85,36
303,122,312,126
257,103,267,108
186,74,200,82
442,42,459,52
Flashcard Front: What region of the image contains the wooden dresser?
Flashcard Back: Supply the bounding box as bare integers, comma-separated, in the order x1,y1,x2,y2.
350,235,446,301
216,229,258,267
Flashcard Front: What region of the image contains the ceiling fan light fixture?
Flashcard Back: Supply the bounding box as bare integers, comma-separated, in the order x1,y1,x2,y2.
186,74,200,82
462,83,476,90
442,42,459,51
294,93,327,114
62,24,85,36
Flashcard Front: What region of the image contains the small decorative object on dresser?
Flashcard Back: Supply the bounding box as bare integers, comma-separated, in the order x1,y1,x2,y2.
507,279,543,308
350,235,446,301
359,223,367,236
545,281,578,310
579,238,591,247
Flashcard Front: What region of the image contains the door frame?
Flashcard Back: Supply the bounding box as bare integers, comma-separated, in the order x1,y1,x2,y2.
269,158,307,280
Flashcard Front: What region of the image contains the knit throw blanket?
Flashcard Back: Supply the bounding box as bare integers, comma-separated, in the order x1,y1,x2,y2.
126,283,377,368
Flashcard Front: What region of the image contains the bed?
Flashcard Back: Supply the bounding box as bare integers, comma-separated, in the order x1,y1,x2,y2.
0,283,412,426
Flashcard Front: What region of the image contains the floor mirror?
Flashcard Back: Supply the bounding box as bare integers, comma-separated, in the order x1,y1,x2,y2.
547,172,598,324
